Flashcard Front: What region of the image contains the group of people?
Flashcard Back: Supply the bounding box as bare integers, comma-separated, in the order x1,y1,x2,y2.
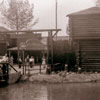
0,53,50,76
0,53,47,70
0,54,9,78
18,55,46,69
18,55,35,68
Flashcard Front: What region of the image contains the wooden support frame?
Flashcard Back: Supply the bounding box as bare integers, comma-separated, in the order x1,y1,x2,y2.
48,31,54,67
1,29,61,74
0,29,61,33
52,30,59,38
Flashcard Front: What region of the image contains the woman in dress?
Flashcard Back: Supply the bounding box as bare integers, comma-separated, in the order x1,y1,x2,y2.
42,56,46,68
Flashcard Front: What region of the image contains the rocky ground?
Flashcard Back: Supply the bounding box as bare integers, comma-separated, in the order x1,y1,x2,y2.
22,72,100,84
14,64,100,84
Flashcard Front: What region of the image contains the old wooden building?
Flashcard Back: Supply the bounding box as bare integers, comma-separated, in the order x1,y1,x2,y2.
68,7,100,72
0,26,9,56
8,33,47,63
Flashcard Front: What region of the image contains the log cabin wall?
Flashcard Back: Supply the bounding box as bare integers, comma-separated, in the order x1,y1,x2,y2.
72,15,100,38
68,7,100,72
79,40,100,72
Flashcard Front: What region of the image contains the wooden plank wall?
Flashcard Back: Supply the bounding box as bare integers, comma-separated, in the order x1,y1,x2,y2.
79,40,100,72
72,15,100,38
0,42,7,56
69,14,100,72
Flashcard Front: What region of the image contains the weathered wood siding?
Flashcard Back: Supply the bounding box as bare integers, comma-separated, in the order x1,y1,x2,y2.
69,14,100,72
79,40,100,71
0,41,7,56
72,14,100,39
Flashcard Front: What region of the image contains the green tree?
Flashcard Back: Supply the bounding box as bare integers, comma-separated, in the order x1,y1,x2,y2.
0,0,38,30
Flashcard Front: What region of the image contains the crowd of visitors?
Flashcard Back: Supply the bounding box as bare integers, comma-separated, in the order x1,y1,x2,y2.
0,53,49,81
0,53,47,69
17,55,46,69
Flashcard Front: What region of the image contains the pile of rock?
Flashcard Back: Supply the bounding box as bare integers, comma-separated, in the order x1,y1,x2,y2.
29,72,100,83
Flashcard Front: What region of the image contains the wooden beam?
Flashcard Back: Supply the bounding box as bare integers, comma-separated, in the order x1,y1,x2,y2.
52,30,59,37
47,31,54,66
0,29,61,33
50,31,53,66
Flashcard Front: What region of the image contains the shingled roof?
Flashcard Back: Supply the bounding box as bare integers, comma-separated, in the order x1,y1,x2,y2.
67,7,100,16
0,26,9,31
8,38,47,51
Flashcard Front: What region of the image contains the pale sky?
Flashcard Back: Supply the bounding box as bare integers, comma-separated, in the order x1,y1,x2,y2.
0,0,95,36
29,0,95,36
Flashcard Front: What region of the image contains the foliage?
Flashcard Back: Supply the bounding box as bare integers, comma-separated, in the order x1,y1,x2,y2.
93,0,100,7
53,40,69,63
53,40,76,71
0,0,38,30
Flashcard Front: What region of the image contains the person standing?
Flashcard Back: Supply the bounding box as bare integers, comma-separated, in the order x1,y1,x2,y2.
42,56,46,68
29,56,34,68
25,55,29,66
3,53,8,62
10,56,14,66
25,55,30,75
2,53,9,76
18,56,22,69
9,56,14,72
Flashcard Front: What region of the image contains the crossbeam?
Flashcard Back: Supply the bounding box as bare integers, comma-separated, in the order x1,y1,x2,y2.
0,29,61,33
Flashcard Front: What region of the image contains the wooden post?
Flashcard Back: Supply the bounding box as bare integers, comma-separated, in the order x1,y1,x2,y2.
48,31,54,71
28,65,30,75
55,0,58,40
17,32,20,65
47,31,50,65
8,51,11,58
50,31,54,69
75,40,81,70
39,64,41,74
7,63,9,81
22,50,25,75
23,51,26,75
8,51,11,62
